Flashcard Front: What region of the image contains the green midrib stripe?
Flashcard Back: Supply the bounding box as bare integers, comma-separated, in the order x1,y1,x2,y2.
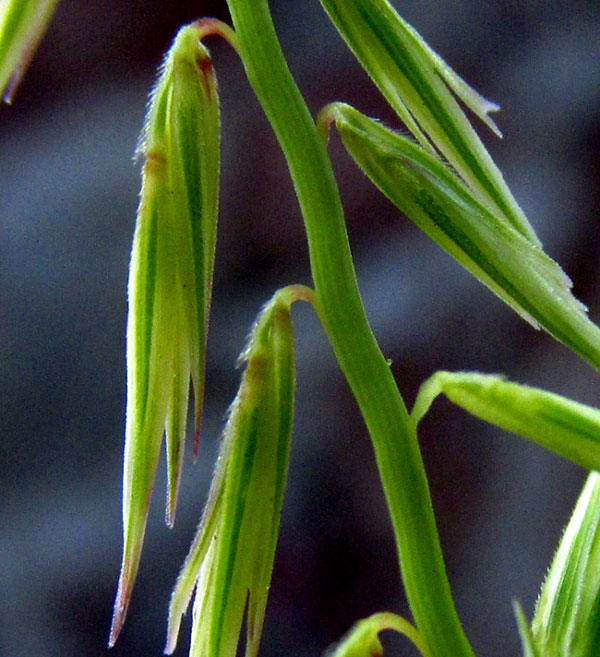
333,0,524,233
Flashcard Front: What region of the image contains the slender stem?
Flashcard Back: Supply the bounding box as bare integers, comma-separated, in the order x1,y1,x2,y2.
194,18,240,54
224,3,476,657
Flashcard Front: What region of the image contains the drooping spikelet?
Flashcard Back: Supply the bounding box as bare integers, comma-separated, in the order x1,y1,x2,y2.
110,22,220,645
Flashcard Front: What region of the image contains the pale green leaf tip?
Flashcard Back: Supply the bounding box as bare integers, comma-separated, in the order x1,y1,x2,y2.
414,23,503,138
165,469,180,529
513,601,540,657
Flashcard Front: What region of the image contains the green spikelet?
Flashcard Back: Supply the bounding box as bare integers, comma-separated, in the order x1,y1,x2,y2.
318,0,538,244
166,286,311,657
110,22,220,645
321,103,600,370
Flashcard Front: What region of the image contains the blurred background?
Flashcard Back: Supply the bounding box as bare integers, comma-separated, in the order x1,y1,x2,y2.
1,1,599,656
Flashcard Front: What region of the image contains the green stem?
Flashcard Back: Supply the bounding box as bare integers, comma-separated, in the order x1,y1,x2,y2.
224,2,475,657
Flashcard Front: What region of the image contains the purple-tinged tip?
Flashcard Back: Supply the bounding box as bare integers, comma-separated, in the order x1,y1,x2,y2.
2,70,22,104
192,17,240,54
193,426,201,462
193,405,204,462
108,568,132,648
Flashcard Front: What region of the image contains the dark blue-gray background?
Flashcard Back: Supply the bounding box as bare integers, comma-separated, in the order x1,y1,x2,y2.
1,1,599,656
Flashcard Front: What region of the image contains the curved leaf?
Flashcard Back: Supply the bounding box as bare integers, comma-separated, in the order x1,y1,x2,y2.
412,371,600,472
